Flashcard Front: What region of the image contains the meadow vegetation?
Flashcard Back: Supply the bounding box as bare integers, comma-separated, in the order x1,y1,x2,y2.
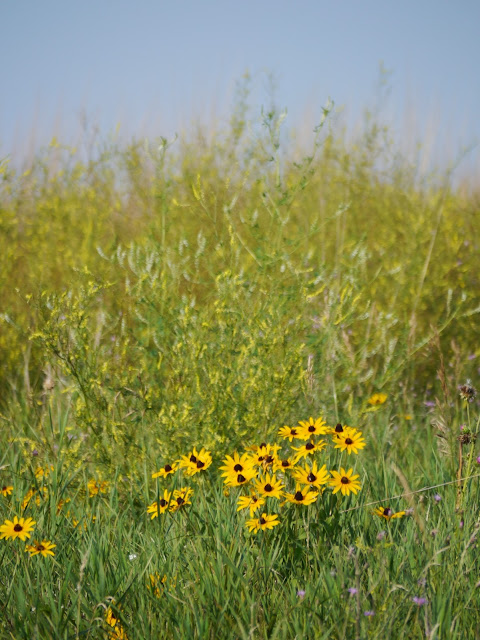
0,92,479,638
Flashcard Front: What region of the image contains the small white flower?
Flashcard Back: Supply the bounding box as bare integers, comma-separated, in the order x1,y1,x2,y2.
128,553,137,561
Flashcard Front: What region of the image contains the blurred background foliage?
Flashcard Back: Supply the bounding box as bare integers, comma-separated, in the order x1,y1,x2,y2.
1,94,479,467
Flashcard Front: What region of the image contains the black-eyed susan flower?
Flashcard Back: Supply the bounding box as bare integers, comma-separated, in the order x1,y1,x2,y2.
334,429,366,455
272,456,296,473
297,416,329,440
179,448,212,476
1,485,13,497
283,483,319,506
169,487,193,512
328,422,348,436
329,468,361,497
88,479,109,497
223,466,257,487
219,452,255,481
368,393,387,406
278,425,301,442
25,540,56,557
237,493,265,517
0,516,36,541
292,440,326,462
251,443,281,470
147,490,172,519
245,513,280,533
373,506,405,521
293,460,330,489
254,474,284,499
152,462,178,479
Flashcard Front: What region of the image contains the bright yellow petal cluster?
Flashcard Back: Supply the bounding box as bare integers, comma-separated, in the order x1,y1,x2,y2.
254,474,284,499
0,516,36,541
293,461,330,488
0,485,13,497
170,487,193,512
219,452,255,484
296,416,329,440
292,440,326,462
329,468,361,496
368,393,387,406
283,483,319,506
179,448,212,476
152,462,178,479
373,506,405,521
245,513,280,533
333,429,366,455
147,489,172,519
237,494,265,517
25,540,56,557
105,606,128,640
272,456,296,473
278,425,301,442
88,479,109,497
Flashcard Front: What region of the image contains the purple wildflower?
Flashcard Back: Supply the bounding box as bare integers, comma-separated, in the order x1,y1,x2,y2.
348,587,358,596
364,610,375,617
434,494,441,502
297,590,306,599
412,597,427,606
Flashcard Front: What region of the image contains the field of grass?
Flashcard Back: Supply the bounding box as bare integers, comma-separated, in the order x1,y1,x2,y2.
1,99,479,639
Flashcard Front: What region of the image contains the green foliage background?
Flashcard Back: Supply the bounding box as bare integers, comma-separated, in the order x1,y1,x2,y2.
1,93,480,639
1,98,479,464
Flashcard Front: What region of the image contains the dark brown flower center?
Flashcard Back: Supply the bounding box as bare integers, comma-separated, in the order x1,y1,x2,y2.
383,508,392,517
345,438,353,445
14,524,23,532
264,484,273,492
308,425,315,432
265,455,274,464
176,497,185,505
196,460,205,469
341,477,350,484
290,429,297,435
335,423,343,432
258,456,265,462
281,460,290,467
159,499,168,507
189,455,197,463
234,463,243,472
307,473,316,483
37,544,45,551
259,443,266,448
294,491,304,501
306,443,314,450
260,517,266,525
237,474,246,483
164,464,172,472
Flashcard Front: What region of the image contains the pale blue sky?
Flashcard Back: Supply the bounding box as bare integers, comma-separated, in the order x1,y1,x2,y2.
2,1,479,176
